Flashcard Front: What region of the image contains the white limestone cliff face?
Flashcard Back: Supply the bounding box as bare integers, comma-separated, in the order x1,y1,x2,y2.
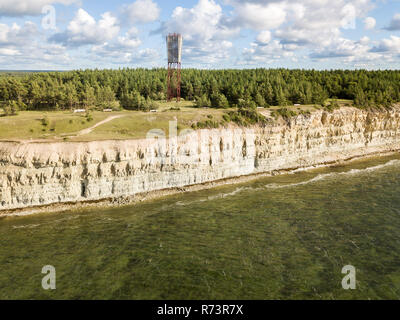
1,107,400,211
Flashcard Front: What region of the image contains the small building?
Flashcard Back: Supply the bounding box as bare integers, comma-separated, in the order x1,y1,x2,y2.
103,109,113,112
74,109,86,113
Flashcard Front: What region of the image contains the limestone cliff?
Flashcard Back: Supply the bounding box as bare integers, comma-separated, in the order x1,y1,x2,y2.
1,107,400,211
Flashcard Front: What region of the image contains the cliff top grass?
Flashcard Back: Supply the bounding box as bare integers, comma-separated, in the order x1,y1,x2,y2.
0,99,354,142
0,101,232,142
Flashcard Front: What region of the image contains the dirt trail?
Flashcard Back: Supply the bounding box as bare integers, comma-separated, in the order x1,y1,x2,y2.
76,115,124,136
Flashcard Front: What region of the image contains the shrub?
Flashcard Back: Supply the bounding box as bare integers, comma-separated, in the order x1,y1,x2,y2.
86,112,93,122
222,114,231,122
3,105,11,116
41,116,49,127
324,99,340,112
195,94,211,108
276,108,297,119
10,101,19,115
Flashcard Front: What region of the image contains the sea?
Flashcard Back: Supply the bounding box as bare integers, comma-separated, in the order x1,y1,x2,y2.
1,153,400,299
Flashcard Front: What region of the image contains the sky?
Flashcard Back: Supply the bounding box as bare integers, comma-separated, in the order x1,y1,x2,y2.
1,0,400,70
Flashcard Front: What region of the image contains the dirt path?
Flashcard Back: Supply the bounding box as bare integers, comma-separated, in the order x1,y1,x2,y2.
76,115,124,136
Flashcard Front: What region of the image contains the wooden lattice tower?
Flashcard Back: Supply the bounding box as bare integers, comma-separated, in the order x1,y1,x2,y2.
166,33,182,102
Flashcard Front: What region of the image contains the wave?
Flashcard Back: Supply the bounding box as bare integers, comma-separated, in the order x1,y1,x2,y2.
175,187,255,207
199,187,252,201
12,224,41,229
264,159,400,190
173,159,400,206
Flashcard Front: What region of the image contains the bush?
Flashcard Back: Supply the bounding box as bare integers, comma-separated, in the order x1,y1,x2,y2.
86,112,93,122
238,99,257,110
2,100,20,116
211,92,229,109
120,91,146,111
195,94,211,108
10,101,19,115
222,114,231,122
41,116,49,127
324,100,340,112
195,120,220,129
229,108,268,125
275,108,297,119
149,100,159,111
3,105,11,116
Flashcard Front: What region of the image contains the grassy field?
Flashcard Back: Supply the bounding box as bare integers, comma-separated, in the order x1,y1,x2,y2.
0,110,111,141
0,100,353,142
0,101,232,142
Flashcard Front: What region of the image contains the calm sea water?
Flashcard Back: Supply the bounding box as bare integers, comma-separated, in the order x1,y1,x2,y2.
1,154,400,300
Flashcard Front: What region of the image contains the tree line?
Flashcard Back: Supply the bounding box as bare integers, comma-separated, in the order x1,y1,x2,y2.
1,68,400,114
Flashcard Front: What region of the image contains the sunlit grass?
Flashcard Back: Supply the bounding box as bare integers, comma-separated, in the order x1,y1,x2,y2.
0,101,233,141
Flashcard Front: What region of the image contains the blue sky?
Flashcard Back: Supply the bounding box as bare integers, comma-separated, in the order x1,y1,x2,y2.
1,0,400,70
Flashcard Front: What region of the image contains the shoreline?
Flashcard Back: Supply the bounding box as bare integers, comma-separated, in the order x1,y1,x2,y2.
1,149,399,218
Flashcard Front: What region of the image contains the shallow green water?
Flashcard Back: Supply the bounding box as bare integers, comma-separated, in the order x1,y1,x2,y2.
1,154,400,300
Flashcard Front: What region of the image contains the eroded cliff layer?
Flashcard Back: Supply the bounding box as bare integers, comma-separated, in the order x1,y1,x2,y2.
1,107,400,211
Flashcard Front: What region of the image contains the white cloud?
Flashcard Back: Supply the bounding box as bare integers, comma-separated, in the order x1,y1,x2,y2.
256,30,271,44
118,27,142,48
162,0,239,63
0,21,38,46
310,37,371,60
372,36,400,53
92,45,159,65
364,17,376,30
0,0,78,17
133,48,160,62
122,0,160,24
232,1,287,31
0,20,71,68
233,0,376,65
92,27,142,60
46,6,161,66
0,48,20,56
50,9,120,47
242,40,295,65
276,0,372,44
386,13,400,31
359,36,370,45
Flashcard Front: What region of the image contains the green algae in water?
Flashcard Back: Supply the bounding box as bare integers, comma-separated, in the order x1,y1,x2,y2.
1,154,400,299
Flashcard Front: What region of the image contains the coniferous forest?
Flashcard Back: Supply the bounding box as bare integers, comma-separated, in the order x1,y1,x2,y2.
1,68,400,114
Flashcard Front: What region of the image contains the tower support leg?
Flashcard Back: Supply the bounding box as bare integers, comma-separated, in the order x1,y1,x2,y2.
167,62,181,102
